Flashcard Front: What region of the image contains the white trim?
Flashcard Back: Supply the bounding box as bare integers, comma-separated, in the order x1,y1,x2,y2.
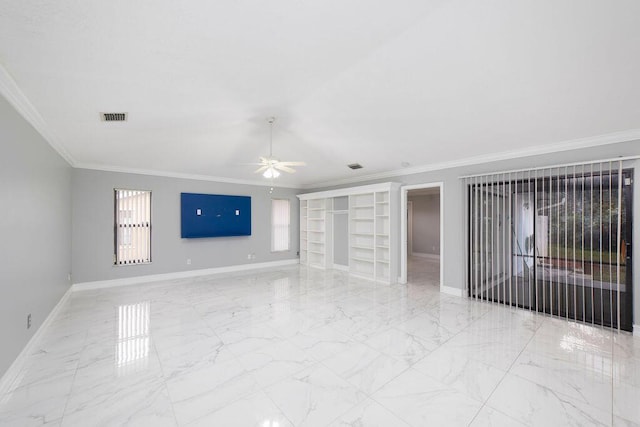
634,325,639,337
72,259,298,291
441,285,464,297
0,287,72,396
400,183,444,290
332,264,349,272
297,182,399,200
74,165,301,189
411,252,441,260
407,200,413,256
0,64,75,165
303,129,640,189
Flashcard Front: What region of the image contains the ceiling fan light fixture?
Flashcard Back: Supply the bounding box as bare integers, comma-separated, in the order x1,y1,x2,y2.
263,167,280,179
253,116,305,179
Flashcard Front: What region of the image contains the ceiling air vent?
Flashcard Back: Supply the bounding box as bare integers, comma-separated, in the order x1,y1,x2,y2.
100,112,128,122
347,163,363,170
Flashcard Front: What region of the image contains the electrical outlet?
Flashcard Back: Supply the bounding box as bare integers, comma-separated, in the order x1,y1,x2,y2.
247,254,252,260
68,273,72,282
187,259,191,265
27,314,31,329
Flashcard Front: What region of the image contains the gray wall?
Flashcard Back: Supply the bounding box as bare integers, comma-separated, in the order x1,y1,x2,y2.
408,194,440,255
333,213,349,266
332,196,349,266
0,95,72,377
72,169,299,283
308,140,640,326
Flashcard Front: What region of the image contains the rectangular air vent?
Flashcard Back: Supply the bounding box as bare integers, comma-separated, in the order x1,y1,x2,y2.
101,112,128,122
347,163,363,170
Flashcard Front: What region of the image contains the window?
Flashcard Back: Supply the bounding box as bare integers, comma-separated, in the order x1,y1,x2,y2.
271,199,290,252
114,189,151,265
464,161,633,331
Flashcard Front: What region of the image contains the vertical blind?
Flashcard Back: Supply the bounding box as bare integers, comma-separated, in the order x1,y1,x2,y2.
462,160,633,331
114,189,151,265
271,199,291,252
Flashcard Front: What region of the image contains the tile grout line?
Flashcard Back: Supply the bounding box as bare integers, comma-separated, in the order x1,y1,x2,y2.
148,331,181,426
465,313,545,426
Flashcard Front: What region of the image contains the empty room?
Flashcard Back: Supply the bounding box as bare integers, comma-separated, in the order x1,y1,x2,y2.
1,1,640,426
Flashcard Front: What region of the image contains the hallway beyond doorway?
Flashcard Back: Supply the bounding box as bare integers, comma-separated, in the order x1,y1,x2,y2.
407,255,440,288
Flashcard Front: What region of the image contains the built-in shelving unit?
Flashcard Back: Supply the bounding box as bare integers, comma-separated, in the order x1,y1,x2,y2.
298,182,400,283
300,200,308,265
306,198,326,268
374,191,391,281
349,193,375,279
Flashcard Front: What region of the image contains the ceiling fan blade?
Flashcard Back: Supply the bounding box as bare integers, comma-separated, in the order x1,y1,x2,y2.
258,157,270,164
275,164,296,173
277,161,306,166
254,165,269,173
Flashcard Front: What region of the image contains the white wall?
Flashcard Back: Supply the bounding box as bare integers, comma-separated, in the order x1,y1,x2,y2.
0,95,72,377
408,194,440,256
72,168,299,284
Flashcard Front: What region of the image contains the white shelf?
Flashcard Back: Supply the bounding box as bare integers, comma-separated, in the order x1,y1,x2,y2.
351,257,374,263
352,205,374,208
351,218,374,221
351,245,374,250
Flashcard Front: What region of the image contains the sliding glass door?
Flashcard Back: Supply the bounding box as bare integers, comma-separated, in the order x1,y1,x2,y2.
467,165,633,331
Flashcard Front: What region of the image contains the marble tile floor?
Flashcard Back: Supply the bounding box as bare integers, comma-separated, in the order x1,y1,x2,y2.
1,263,639,426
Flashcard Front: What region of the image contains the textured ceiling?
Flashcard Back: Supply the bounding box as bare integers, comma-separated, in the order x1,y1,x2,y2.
1,0,639,187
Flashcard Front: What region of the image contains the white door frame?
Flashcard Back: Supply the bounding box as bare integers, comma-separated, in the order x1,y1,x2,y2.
407,200,413,256
400,182,444,290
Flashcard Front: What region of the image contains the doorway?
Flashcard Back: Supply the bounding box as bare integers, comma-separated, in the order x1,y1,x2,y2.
400,183,444,289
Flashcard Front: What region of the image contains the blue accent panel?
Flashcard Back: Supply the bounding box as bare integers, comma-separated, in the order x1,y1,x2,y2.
181,193,251,238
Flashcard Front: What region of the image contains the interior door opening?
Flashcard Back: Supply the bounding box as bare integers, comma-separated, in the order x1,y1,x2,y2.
403,185,442,288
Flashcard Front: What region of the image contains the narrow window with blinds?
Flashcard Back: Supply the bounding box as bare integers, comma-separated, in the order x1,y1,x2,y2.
114,189,151,265
271,199,290,252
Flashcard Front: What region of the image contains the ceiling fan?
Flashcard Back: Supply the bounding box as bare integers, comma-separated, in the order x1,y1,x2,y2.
254,117,306,178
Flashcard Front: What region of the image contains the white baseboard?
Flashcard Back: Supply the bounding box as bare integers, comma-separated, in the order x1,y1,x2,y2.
332,264,349,272
440,285,464,297
0,287,72,396
72,259,299,291
634,324,639,337
411,252,441,260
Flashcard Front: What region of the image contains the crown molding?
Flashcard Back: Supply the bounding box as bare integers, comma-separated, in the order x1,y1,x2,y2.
74,163,304,189
303,129,640,189
0,63,75,166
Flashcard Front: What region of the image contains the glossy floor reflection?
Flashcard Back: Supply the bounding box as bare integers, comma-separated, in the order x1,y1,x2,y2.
1,262,638,426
